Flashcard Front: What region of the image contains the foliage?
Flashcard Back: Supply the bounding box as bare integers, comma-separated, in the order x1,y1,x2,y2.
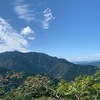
0,67,100,100
56,70,100,100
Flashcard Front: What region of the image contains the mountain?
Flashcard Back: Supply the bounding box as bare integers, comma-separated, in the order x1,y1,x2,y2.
73,61,94,65
0,51,97,81
88,61,100,66
74,60,100,66
0,67,11,76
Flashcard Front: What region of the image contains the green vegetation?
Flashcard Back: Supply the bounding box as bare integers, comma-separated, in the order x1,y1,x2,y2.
0,67,100,100
0,52,99,99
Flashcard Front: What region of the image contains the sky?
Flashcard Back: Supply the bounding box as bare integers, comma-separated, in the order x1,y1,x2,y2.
0,0,100,62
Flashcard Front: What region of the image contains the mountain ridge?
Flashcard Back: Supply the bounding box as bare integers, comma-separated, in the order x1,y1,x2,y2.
0,51,97,81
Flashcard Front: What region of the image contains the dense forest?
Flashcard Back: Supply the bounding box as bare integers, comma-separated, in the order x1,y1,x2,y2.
0,67,100,100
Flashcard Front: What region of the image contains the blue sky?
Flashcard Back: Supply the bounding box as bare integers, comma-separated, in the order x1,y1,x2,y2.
0,0,100,61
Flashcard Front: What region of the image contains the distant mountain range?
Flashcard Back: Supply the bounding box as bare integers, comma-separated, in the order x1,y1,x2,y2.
74,60,100,66
0,51,97,81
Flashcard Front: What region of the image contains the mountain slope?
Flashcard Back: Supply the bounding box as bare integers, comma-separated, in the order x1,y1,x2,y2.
0,51,97,81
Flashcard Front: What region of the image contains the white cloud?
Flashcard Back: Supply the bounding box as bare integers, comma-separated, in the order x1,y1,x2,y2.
21,26,35,40
21,26,34,35
14,1,55,29
42,8,54,29
0,17,29,53
28,37,35,40
14,0,35,22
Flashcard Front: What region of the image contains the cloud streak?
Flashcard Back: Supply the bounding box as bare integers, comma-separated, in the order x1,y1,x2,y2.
42,8,54,29
14,1,35,22
14,1,55,29
0,17,29,53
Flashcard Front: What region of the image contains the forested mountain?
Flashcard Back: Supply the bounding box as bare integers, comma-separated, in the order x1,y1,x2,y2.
0,51,97,81
0,52,99,100
88,61,100,66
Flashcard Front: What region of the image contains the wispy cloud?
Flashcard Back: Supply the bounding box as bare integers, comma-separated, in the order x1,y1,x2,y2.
21,26,35,40
28,37,35,40
0,17,29,53
14,1,35,22
42,8,54,29
14,1,55,29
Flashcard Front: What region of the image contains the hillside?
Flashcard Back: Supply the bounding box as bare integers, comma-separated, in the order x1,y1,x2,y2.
0,51,97,81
